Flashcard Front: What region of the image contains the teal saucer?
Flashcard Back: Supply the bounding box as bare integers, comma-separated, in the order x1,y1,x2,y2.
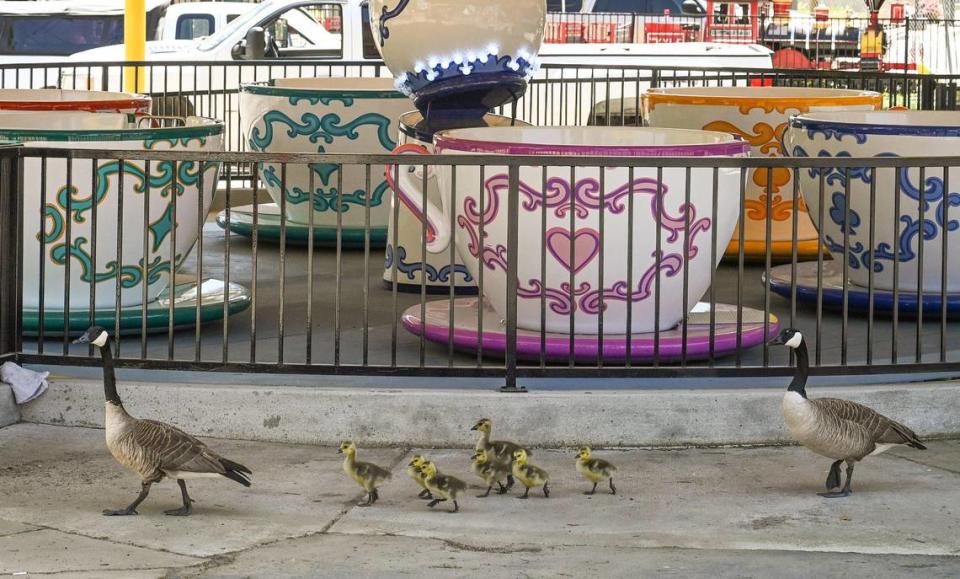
23,279,251,337
216,203,387,248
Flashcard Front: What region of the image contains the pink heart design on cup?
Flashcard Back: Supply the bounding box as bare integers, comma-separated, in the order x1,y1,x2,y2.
545,227,601,274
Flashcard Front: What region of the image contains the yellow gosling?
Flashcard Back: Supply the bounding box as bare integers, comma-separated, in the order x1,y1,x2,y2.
512,449,550,499
419,461,468,513
338,441,392,506
471,418,526,490
471,449,511,497
406,454,433,499
576,447,617,495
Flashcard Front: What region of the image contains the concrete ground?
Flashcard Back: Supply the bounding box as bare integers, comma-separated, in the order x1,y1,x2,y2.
2,425,960,577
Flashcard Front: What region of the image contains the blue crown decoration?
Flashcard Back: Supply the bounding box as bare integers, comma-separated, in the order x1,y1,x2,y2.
395,53,537,98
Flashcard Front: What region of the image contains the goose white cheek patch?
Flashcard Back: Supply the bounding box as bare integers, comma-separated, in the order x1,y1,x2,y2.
785,332,803,349
92,331,109,348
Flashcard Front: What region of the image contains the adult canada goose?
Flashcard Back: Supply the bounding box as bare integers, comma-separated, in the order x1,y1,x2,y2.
74,326,252,516
770,328,926,498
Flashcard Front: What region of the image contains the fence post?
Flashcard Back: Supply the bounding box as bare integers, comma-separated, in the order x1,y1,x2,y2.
0,146,22,358
500,163,526,393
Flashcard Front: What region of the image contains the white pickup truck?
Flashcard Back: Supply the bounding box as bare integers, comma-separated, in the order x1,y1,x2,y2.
0,0,253,87
59,0,770,135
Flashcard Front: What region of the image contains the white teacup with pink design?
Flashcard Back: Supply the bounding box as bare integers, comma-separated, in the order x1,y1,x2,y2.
388,127,748,334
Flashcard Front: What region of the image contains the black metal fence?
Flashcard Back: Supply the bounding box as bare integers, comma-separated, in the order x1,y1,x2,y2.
545,12,960,73
2,60,959,153
1,146,959,389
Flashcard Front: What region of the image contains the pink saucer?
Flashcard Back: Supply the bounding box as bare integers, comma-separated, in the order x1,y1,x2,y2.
401,297,779,363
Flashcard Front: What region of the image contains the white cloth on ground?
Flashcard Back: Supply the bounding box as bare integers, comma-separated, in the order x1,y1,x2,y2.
0,362,49,404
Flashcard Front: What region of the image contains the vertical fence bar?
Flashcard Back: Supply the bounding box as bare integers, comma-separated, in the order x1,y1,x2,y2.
222,161,231,364
166,160,179,360
0,150,21,357
916,166,926,363
37,155,46,354
140,161,149,358
502,163,524,392
940,164,950,363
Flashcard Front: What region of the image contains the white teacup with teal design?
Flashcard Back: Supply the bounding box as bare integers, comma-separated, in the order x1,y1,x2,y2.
240,78,411,245
787,111,960,292
5,111,224,310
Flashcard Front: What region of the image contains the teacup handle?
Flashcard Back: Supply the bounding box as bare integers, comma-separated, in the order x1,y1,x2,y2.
384,144,451,253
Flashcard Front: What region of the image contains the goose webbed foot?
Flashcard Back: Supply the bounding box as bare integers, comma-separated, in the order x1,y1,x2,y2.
357,492,374,507
165,479,193,516
427,498,444,508
164,505,192,516
417,489,432,499
104,482,151,516
609,478,617,495
496,481,508,494
478,486,493,498
506,474,516,490
824,460,843,490
517,487,530,499
450,500,459,513
584,482,598,495
543,482,550,498
103,507,139,516
818,462,855,498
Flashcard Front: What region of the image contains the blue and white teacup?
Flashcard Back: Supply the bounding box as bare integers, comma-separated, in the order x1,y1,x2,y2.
788,111,960,292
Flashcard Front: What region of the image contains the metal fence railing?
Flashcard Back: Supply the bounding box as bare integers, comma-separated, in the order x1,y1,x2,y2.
544,12,960,73
1,146,959,389
2,60,959,153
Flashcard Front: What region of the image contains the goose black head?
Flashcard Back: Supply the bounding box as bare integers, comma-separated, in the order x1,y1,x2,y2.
73,326,110,348
769,328,803,349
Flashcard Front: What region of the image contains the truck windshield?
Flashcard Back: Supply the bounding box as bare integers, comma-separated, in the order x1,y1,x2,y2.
0,15,125,56
197,1,273,51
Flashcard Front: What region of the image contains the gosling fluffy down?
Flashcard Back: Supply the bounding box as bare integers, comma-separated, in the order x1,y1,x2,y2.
471,449,511,497
419,461,468,513
339,441,392,506
512,449,550,499
576,447,617,495
406,454,433,499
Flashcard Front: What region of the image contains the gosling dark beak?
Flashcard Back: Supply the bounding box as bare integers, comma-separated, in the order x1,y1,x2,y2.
470,424,478,431
337,449,343,454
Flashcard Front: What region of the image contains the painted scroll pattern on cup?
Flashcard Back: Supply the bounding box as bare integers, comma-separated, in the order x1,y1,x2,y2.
794,143,960,274
38,155,218,291
456,173,712,316
702,118,808,223
248,96,396,215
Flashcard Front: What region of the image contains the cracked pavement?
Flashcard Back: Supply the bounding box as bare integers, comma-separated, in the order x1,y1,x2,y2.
2,424,960,577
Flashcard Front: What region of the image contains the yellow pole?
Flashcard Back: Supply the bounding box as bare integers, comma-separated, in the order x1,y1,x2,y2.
124,0,146,93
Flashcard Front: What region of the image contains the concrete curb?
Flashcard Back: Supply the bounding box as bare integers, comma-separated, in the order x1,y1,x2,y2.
0,384,18,428
20,378,960,446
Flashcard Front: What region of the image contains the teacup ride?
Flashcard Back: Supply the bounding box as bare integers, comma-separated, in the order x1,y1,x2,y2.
643,87,882,262
776,110,960,317
383,111,535,294
0,88,152,114
369,0,546,120
389,126,779,363
233,78,412,248
2,111,250,336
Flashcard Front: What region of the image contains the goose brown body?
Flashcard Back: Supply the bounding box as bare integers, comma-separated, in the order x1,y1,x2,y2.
783,393,926,461
77,326,251,517
772,328,926,497
105,405,250,485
